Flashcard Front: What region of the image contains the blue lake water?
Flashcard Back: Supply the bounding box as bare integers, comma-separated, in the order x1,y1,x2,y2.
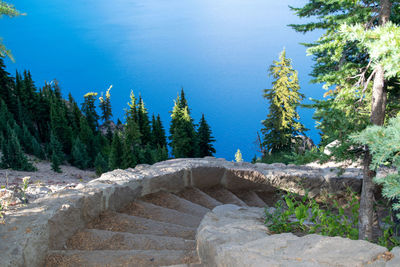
2,0,323,161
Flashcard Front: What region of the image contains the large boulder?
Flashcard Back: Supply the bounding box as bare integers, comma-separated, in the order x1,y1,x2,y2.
197,204,395,267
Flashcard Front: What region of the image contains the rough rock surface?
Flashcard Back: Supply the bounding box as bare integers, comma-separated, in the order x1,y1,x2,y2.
0,157,366,266
197,204,396,267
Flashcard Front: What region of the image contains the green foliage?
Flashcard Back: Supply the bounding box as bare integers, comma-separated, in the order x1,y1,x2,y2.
340,22,400,79
109,131,123,170
94,152,108,176
235,149,243,163
82,92,99,133
377,214,400,250
169,90,197,158
71,137,90,169
151,114,167,149
261,49,306,153
99,85,113,122
196,114,216,157
351,115,400,216
0,1,23,60
0,124,35,171
265,191,359,240
49,132,64,173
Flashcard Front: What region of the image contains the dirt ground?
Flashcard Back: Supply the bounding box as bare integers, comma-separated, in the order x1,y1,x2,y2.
0,159,97,188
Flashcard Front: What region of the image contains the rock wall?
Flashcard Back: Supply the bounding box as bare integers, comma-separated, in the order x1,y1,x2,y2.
0,158,363,267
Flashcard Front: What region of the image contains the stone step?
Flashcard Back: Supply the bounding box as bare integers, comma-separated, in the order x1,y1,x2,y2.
87,211,196,240
65,229,196,251
121,200,201,228
175,187,223,209
202,186,247,207
140,191,210,217
233,191,267,207
45,249,198,267
255,190,281,207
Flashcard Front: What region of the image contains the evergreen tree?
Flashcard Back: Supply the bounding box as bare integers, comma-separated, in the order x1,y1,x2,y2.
67,93,82,136
99,85,113,122
0,58,16,113
261,49,305,153
151,114,167,149
0,124,35,171
122,117,141,168
94,152,108,176
81,92,99,133
235,149,243,163
71,137,90,169
169,92,196,158
109,131,123,170
49,132,64,173
137,96,152,145
50,94,72,154
196,114,216,157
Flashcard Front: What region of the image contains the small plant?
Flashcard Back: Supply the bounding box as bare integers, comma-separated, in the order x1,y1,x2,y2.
235,149,243,162
21,177,30,203
378,214,400,250
265,190,359,240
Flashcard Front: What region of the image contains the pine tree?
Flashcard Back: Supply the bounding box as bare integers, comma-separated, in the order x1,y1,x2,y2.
94,152,108,176
235,149,243,163
0,58,16,113
49,132,64,173
137,96,151,146
151,114,167,149
196,114,216,157
99,85,113,122
261,49,305,153
71,137,90,169
109,131,123,170
169,92,196,158
67,93,82,136
122,117,141,168
82,92,99,133
0,124,35,171
50,95,72,154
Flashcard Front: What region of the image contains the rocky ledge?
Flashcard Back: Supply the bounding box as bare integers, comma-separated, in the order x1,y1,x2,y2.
197,204,400,267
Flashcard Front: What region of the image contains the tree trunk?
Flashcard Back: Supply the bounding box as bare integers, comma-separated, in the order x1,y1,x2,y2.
358,0,391,241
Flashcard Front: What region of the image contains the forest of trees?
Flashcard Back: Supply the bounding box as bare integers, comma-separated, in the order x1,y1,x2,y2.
0,58,216,174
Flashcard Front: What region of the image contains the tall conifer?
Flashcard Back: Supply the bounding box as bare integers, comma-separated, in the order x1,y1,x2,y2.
261,49,305,153
196,114,216,157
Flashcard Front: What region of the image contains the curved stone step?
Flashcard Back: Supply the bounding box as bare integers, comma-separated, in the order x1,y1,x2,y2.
121,200,201,228
233,191,267,207
175,187,223,209
255,190,282,207
87,211,196,240
45,249,198,267
65,229,196,251
140,191,210,217
202,186,247,207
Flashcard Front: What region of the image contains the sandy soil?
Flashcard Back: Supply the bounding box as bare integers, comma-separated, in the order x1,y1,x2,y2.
0,159,97,188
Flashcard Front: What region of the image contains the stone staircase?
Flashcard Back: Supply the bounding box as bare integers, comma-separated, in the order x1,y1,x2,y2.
45,186,270,267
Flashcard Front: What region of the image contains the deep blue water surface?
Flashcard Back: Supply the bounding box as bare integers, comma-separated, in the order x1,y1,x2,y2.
2,0,323,161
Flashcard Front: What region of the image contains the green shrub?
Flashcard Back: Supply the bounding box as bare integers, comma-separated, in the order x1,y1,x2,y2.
265,191,359,240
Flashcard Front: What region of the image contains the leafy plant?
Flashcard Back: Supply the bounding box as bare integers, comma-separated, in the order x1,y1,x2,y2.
265,190,359,240
378,214,400,250
21,177,30,203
